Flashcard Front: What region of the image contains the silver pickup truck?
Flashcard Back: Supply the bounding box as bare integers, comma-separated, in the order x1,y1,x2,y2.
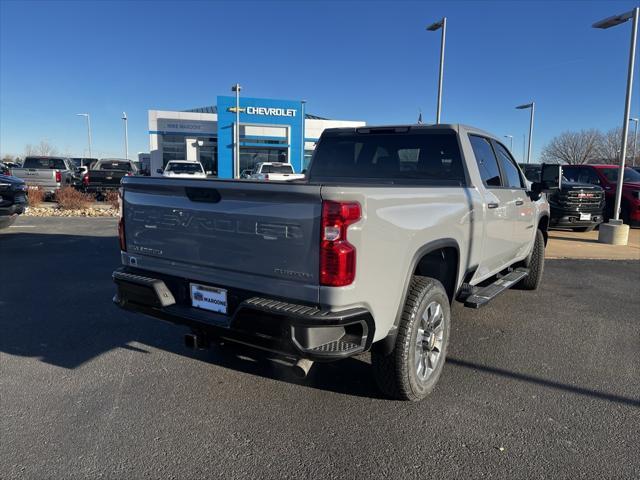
10,156,81,196
113,124,560,401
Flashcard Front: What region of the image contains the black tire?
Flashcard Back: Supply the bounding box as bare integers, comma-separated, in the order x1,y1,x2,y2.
517,229,545,290
573,226,595,233
372,277,450,401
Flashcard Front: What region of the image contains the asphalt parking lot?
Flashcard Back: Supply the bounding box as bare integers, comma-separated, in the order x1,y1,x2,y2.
1,216,639,479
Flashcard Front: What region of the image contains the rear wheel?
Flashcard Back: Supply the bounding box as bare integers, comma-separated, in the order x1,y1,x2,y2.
372,277,450,401
517,229,545,290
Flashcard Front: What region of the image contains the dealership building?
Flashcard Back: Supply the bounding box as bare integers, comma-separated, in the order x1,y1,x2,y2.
148,96,365,178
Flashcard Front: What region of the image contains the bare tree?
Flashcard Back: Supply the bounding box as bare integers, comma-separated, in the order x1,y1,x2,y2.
24,144,36,156
2,154,15,163
595,127,635,164
24,140,58,157
540,130,601,165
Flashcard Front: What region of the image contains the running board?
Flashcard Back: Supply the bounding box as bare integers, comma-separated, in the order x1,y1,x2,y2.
463,268,529,309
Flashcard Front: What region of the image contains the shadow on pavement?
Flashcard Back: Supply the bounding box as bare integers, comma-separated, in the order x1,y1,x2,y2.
1,232,637,404
447,357,640,408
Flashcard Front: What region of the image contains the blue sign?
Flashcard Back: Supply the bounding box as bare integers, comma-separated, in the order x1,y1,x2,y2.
216,96,304,178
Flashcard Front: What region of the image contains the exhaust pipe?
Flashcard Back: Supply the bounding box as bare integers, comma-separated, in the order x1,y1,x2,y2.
292,358,314,378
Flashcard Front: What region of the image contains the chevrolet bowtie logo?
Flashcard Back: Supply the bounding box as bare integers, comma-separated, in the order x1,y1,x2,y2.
227,107,246,113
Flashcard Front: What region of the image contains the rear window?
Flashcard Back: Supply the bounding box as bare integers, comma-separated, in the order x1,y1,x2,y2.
24,157,66,169
261,164,294,174
309,131,465,185
166,162,203,173
97,161,133,171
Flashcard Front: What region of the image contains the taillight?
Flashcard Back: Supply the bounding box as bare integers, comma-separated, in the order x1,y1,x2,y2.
55,171,61,183
118,217,126,251
82,172,89,186
264,174,269,180
118,190,126,251
320,201,361,286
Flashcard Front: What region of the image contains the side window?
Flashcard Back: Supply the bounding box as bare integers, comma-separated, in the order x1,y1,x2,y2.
494,142,523,188
469,135,502,187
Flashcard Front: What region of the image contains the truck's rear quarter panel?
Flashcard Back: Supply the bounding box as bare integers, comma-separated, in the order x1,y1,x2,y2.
319,185,483,342
121,178,322,304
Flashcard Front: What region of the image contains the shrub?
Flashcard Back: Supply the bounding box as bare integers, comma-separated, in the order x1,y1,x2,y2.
27,187,46,207
54,186,92,210
104,190,120,210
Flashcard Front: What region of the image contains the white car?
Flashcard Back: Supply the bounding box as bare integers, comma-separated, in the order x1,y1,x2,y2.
249,162,305,181
162,161,206,179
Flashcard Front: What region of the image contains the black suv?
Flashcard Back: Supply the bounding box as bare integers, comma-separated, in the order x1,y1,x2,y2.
520,163,605,232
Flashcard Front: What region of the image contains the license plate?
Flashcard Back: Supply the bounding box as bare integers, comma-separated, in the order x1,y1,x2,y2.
579,213,591,221
190,283,228,314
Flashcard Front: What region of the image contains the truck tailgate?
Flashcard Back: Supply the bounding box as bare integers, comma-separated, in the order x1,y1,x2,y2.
122,177,322,303
11,169,57,187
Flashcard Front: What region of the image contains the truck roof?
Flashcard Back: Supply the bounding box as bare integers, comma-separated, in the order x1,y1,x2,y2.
321,123,501,142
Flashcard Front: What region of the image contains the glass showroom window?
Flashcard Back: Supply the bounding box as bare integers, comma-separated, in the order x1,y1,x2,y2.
161,135,186,166
239,147,288,173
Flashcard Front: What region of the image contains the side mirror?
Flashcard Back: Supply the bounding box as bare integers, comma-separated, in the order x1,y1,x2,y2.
541,163,562,191
530,163,562,200
156,168,163,174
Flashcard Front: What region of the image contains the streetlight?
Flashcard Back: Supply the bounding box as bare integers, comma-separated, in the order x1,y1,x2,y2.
122,112,129,160
629,117,639,166
76,113,92,158
427,17,447,124
516,102,535,164
593,7,638,232
231,83,242,178
504,135,514,152
301,100,306,171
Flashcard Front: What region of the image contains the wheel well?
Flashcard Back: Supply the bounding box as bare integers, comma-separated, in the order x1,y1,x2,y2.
538,216,549,245
413,247,458,302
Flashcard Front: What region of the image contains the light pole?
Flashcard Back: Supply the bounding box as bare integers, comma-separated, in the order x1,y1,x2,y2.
427,17,447,124
301,100,306,171
122,112,129,160
76,113,92,158
516,102,535,163
629,117,639,166
231,83,242,178
593,7,638,227
504,135,514,152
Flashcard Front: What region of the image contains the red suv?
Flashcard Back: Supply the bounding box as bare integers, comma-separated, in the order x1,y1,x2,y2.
562,165,640,226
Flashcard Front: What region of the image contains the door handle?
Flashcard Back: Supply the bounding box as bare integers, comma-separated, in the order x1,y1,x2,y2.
488,202,499,209
515,200,524,206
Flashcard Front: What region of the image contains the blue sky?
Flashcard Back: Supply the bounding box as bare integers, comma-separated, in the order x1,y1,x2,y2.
1,0,638,162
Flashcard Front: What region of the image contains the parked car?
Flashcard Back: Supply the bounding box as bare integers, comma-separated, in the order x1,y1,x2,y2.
10,156,82,197
0,162,10,176
520,163,604,232
161,161,206,179
83,159,137,197
249,162,305,181
562,165,640,226
112,124,559,401
0,174,28,229
240,169,254,179
72,157,98,175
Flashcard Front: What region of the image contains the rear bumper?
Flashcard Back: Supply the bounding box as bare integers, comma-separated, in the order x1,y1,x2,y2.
112,267,375,361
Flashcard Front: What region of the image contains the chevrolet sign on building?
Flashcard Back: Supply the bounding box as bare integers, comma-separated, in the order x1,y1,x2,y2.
148,96,364,179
